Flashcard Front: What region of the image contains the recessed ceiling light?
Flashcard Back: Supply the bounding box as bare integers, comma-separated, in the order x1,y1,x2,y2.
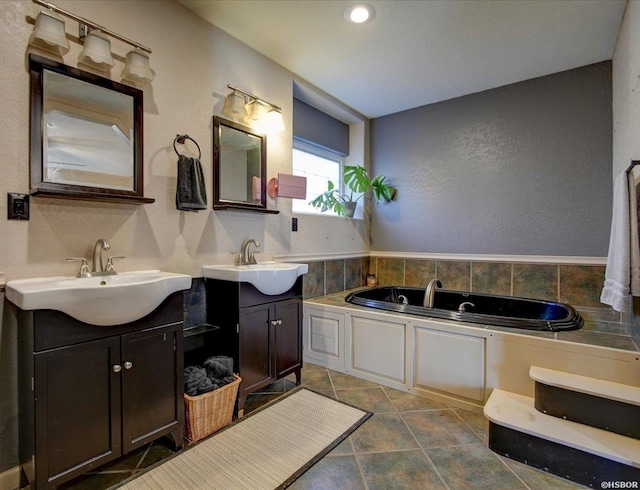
344,4,376,24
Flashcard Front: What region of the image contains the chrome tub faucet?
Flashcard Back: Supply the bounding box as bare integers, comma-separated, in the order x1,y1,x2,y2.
423,278,442,308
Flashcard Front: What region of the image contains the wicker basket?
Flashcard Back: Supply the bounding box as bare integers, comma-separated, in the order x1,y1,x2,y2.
184,374,241,442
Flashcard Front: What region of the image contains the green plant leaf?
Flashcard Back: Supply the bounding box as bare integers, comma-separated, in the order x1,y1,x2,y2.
309,165,396,216
334,201,347,216
371,175,396,203
309,180,344,214
343,165,371,194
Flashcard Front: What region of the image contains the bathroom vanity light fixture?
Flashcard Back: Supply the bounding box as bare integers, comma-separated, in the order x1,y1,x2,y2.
245,99,269,123
29,0,153,82
224,84,285,133
222,90,248,119
260,108,285,133
78,31,113,71
29,10,70,55
121,49,154,85
344,4,376,24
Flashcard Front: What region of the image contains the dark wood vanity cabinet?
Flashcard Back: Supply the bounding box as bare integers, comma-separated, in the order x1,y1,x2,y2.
18,293,184,490
205,278,303,415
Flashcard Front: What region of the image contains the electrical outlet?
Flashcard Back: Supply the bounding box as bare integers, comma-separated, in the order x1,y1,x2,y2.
8,193,30,220
292,217,298,232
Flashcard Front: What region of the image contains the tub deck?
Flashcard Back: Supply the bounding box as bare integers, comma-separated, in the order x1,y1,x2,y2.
307,288,639,353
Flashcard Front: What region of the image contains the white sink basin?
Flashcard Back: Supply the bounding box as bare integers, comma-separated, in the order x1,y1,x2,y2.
5,270,192,326
201,262,308,295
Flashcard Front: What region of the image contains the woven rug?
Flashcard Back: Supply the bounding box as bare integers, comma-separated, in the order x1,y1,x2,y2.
117,388,371,490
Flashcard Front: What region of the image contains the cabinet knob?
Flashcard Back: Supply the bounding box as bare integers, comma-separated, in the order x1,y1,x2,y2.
124,361,133,370
113,364,122,373
271,320,278,326
276,319,283,325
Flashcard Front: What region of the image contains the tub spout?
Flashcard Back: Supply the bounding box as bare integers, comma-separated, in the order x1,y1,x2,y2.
423,279,442,308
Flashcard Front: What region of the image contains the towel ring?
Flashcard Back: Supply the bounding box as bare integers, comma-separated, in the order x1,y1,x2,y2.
173,134,202,159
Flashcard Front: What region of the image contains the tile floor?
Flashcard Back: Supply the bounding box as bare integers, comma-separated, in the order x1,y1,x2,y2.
57,363,584,489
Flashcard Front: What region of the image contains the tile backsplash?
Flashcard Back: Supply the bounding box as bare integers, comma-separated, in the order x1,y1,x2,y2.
182,257,606,312
302,256,606,309
303,257,368,299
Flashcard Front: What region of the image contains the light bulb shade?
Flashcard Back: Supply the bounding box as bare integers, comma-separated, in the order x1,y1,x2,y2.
78,31,114,71
264,109,285,132
255,109,285,133
121,49,154,85
222,92,247,118
244,100,269,123
29,11,70,55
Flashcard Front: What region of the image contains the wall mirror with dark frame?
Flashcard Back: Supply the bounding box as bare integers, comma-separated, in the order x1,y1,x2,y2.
29,54,153,204
212,116,277,213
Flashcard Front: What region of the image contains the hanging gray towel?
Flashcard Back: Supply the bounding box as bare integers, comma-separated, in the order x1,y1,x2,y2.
176,154,207,211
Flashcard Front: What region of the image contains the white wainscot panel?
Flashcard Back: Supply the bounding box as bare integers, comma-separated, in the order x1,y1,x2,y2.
303,307,345,370
310,315,340,356
350,315,406,383
415,326,486,401
486,337,637,397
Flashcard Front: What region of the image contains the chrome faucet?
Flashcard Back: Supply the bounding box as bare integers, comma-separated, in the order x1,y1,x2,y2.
423,279,442,308
66,239,124,277
92,238,111,273
240,238,260,265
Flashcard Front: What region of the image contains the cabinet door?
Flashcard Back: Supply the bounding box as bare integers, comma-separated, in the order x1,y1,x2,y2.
34,337,121,488
239,304,273,397
274,299,302,379
121,324,183,454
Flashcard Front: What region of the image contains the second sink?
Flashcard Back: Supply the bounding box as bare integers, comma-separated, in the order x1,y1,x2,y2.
201,262,308,295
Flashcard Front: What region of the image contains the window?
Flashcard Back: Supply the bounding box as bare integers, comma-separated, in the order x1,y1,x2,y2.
292,142,343,216
291,94,363,218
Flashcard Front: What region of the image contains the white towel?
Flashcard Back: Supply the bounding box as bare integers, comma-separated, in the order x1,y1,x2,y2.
601,171,632,311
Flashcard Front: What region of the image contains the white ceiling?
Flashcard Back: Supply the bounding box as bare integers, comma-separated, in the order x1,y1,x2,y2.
179,0,627,119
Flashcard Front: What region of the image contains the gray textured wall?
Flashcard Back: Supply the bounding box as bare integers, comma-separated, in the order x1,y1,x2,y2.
370,62,612,256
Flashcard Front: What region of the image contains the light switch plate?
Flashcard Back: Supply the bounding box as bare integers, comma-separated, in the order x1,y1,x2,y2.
8,193,30,220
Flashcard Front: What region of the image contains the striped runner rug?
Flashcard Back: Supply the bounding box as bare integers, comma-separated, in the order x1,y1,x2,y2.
116,388,371,490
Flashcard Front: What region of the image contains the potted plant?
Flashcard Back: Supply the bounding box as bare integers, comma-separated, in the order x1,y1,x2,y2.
310,165,396,218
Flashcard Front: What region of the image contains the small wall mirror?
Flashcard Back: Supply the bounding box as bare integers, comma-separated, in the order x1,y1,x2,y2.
213,116,275,213
29,54,152,203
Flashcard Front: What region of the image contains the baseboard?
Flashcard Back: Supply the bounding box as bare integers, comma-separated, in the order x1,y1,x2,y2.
0,466,20,490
